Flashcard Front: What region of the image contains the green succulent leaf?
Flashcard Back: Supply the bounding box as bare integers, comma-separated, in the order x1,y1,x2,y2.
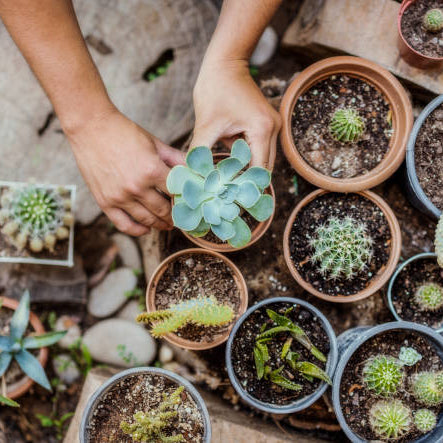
0,352,13,377
186,146,214,177
292,361,332,385
15,349,51,391
285,350,300,367
0,394,19,407
171,202,202,231
204,170,222,193
0,336,13,352
257,325,292,340
23,331,67,349
219,183,239,204
246,194,274,221
202,200,221,225
182,180,210,210
268,368,302,391
166,166,203,194
219,202,240,222
217,158,244,182
10,290,30,340
228,216,251,248
254,346,265,379
236,181,260,208
281,338,293,360
231,139,251,167
211,219,235,241
187,219,210,238
234,167,271,190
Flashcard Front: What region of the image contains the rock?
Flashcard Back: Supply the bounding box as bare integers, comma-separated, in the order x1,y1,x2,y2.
159,344,174,364
55,315,82,349
53,354,81,385
82,319,156,368
117,300,143,323
331,157,342,170
88,267,137,318
111,233,142,270
250,27,278,66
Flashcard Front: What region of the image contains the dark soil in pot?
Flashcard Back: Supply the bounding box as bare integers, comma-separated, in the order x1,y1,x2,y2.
154,253,240,343
401,0,443,58
339,330,443,442
291,74,392,179
392,257,443,329
288,193,391,297
231,302,330,405
87,373,205,442
414,104,443,212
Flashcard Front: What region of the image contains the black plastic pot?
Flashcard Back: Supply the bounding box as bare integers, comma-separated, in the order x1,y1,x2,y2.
225,297,338,414
406,94,443,221
332,322,443,443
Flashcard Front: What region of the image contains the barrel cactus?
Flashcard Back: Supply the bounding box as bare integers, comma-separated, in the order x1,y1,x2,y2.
423,8,443,33
369,400,411,440
329,108,365,143
414,283,443,311
412,371,443,406
167,139,273,248
436,213,443,268
363,355,404,396
414,409,437,433
309,216,373,280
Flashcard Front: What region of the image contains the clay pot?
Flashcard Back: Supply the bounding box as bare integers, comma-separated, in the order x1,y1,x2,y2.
280,56,413,192
146,248,248,350
283,189,402,303
0,296,48,399
398,0,443,69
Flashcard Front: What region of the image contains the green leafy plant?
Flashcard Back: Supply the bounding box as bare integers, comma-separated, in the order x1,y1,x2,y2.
167,139,273,248
36,412,74,440
0,185,73,253
363,355,404,396
436,213,443,268
414,408,437,433
0,394,19,407
414,283,443,311
137,295,234,338
369,400,411,440
423,8,443,32
329,108,365,143
68,338,93,376
398,347,422,366
120,385,185,442
412,371,443,406
309,217,373,280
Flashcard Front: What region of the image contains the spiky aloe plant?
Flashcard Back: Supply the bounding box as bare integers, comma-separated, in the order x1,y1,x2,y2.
137,295,234,338
423,8,443,33
0,185,73,253
329,108,365,143
363,355,404,396
120,385,185,442
167,139,273,248
436,214,443,268
414,283,443,311
309,217,373,280
414,409,437,433
369,400,411,440
398,347,422,366
412,371,443,406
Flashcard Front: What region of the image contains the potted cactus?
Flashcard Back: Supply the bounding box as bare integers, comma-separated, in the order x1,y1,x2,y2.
167,139,275,252
283,189,402,302
80,367,211,442
0,182,75,266
145,248,248,350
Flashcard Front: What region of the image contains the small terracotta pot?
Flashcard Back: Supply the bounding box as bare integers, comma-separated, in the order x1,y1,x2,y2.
397,0,443,69
146,248,248,350
283,189,402,303
0,296,48,399
280,56,413,192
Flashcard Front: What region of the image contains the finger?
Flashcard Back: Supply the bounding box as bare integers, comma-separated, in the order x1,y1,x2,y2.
136,189,173,226
148,159,171,195
246,127,272,169
154,138,186,167
189,124,221,151
105,207,150,237
125,201,172,231
267,128,279,171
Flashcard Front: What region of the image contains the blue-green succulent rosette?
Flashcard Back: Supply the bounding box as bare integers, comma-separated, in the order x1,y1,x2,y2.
167,139,274,248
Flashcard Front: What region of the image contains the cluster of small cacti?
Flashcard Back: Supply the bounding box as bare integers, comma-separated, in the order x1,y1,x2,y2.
436,213,443,268
414,283,443,311
423,8,443,33
0,185,73,253
369,400,411,440
309,216,373,280
363,355,404,396
137,295,234,338
329,107,365,143
412,371,443,406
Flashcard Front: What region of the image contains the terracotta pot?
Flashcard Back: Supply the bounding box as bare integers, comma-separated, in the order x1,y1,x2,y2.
283,189,402,303
146,248,248,350
397,0,443,69
280,56,413,192
0,296,48,399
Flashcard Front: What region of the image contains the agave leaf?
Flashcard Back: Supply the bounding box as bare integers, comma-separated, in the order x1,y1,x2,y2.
219,202,240,222
281,338,293,360
15,349,51,391
228,217,251,248
293,361,332,385
269,368,302,391
254,346,265,379
202,200,221,225
167,166,203,194
0,336,13,352
235,181,260,209
231,139,251,167
172,202,203,231
246,194,274,222
187,219,210,238
310,346,327,363
217,158,244,182
267,309,300,331
257,326,292,340
204,170,222,193
234,167,271,190
219,183,239,204
10,290,30,340
0,394,19,407
211,219,235,241
256,342,270,363
285,350,300,368
0,351,12,377
186,146,214,177
23,331,67,349
182,180,211,210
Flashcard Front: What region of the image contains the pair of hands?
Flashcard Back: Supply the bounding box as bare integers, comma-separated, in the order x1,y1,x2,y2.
69,61,281,236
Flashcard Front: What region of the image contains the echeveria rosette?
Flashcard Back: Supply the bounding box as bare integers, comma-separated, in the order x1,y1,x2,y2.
167,139,274,248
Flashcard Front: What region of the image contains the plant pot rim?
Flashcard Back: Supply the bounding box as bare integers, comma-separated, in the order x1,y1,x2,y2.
146,248,248,350
0,296,48,399
279,56,413,192
406,94,443,221
332,321,443,443
225,296,338,414
79,366,212,443
283,189,402,303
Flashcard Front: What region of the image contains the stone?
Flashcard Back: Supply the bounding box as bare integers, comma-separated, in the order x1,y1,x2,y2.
250,27,278,66
87,267,137,318
82,319,156,368
139,230,164,281
159,344,174,364
117,300,143,323
111,233,142,270
55,315,82,349
53,354,81,385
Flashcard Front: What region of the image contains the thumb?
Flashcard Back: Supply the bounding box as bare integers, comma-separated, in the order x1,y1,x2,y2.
156,143,186,167
189,125,220,153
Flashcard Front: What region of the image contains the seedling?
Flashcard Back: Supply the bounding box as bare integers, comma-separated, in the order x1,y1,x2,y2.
329,108,365,143
414,283,443,311
369,400,411,440
414,409,437,433
412,371,443,406
423,8,443,33
363,355,404,396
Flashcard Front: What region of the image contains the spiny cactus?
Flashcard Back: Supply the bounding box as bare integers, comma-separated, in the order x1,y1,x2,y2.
363,355,404,396
137,295,234,338
436,213,443,268
412,371,443,406
120,385,185,442
167,139,274,248
414,409,437,433
329,108,365,143
414,283,443,311
369,400,411,440
398,347,422,366
423,8,443,33
309,217,373,280
0,185,73,253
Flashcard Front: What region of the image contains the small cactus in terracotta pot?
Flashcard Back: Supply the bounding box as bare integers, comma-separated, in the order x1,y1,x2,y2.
423,8,443,33
329,107,365,143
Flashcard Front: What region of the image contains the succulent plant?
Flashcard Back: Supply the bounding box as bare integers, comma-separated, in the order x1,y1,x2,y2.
436,213,443,268
120,385,185,442
363,355,404,396
398,347,422,366
0,185,73,253
423,8,443,33
414,283,443,311
412,371,443,406
369,400,411,440
167,139,273,248
329,108,365,143
414,408,437,433
309,217,373,280
137,295,234,338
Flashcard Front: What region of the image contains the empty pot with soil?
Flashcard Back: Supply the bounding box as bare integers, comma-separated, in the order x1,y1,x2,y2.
280,56,412,192
283,189,402,303
225,297,338,414
80,367,211,443
332,322,443,442
141,248,248,350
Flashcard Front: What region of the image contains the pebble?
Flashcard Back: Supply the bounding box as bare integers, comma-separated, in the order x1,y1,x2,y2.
117,300,143,323
55,316,82,349
308,151,324,167
159,344,174,364
250,27,278,66
331,157,342,170
111,233,142,270
88,267,137,318
53,354,81,385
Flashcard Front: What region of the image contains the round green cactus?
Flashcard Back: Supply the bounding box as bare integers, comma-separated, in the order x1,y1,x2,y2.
310,216,373,280
363,355,404,396
414,409,437,433
414,283,443,311
412,372,443,406
329,108,365,143
423,9,443,33
436,213,443,268
369,400,411,440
